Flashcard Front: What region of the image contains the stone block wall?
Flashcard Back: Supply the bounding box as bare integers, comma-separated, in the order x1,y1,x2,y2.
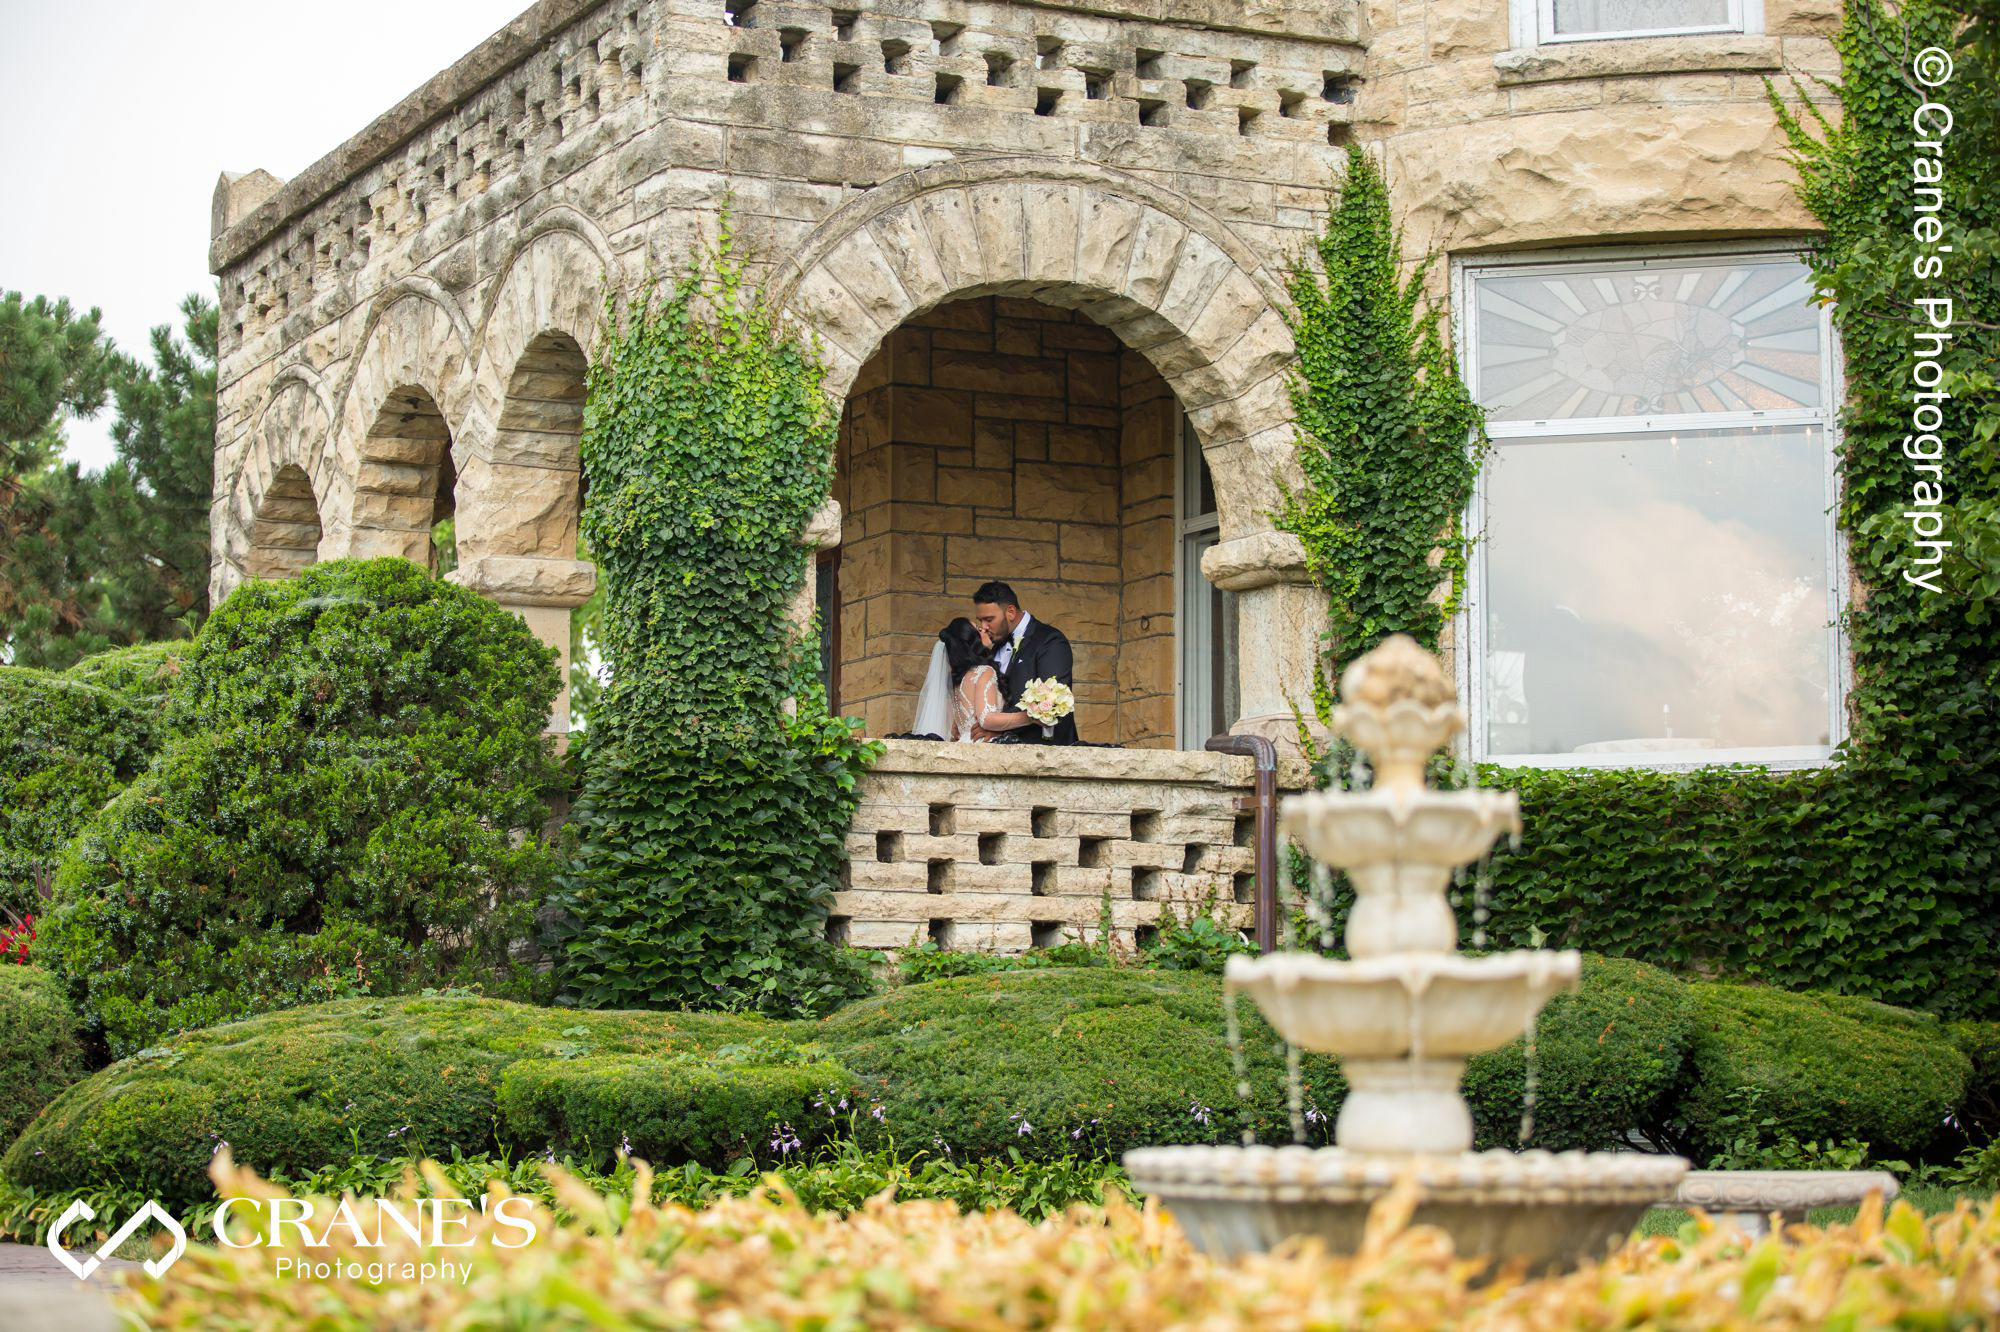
833,295,1176,745
835,739,1304,951
1349,0,1839,272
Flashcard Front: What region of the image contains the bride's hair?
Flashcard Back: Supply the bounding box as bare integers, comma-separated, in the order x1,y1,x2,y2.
939,617,989,684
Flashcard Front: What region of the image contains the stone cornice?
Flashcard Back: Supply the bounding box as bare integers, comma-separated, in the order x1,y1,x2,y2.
209,0,605,275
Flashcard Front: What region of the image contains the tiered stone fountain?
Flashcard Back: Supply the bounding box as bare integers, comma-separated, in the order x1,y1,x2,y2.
1125,635,1687,1272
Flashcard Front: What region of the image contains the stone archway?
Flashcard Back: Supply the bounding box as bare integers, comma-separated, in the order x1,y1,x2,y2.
243,463,324,581
773,160,1325,748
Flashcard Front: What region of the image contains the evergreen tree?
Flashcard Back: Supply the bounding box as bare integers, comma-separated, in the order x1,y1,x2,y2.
0,292,120,665
0,292,215,667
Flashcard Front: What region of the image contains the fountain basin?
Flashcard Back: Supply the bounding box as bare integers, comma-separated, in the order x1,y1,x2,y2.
1225,950,1582,1060
1280,787,1521,872
1123,1144,1689,1273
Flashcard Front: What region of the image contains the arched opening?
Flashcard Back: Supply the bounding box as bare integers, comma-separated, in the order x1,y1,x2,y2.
245,463,324,579
828,294,1240,749
356,387,454,569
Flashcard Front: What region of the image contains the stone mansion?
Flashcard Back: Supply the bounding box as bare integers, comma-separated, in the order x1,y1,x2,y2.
206,0,1845,949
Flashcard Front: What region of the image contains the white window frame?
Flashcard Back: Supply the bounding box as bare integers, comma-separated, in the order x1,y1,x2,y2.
1175,414,1237,749
1453,239,1848,773
1509,0,1762,46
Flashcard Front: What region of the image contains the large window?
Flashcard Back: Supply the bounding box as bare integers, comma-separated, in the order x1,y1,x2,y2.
1459,247,1842,769
1178,418,1239,747
1512,0,1762,44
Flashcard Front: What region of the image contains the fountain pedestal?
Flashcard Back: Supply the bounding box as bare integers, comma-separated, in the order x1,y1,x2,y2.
1123,636,1687,1273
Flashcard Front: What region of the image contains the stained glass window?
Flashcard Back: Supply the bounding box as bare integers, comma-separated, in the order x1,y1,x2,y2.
1465,253,1839,768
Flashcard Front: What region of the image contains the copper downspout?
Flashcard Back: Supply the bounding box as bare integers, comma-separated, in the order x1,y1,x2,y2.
1205,733,1279,953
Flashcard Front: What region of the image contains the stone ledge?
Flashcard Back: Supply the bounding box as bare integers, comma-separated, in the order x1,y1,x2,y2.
1494,35,1784,86
447,555,597,606
869,736,1310,788
1199,530,1312,591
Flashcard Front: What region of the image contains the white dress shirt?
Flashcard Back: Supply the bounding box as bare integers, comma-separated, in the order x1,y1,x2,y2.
992,612,1033,675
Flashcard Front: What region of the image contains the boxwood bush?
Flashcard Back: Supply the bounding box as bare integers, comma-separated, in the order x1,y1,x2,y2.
37,560,566,1056
0,966,88,1143
1462,954,1695,1152
499,1052,857,1170
0,644,183,920
8,964,1980,1212
1948,1021,2000,1143
1676,982,1972,1161
821,968,1346,1160
2,995,771,1207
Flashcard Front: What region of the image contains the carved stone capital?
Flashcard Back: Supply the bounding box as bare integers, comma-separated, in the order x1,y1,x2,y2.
797,499,843,550
1200,530,1313,591
447,555,597,607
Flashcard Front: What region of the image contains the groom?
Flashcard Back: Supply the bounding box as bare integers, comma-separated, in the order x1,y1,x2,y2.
972,580,1079,745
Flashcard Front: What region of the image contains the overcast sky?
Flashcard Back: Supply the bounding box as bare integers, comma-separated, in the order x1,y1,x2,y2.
0,0,528,470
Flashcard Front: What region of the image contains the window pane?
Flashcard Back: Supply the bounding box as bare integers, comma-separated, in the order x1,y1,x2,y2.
1210,578,1239,739
1551,0,1731,36
1475,260,1822,421
1481,425,1830,757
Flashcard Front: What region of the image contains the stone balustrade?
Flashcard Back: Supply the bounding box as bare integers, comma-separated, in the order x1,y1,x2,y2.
835,738,1308,951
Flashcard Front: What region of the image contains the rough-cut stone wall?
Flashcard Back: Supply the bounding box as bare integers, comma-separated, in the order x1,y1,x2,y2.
839,739,1300,952
1349,0,1840,266
834,294,1174,745
209,0,1359,746
206,0,1849,797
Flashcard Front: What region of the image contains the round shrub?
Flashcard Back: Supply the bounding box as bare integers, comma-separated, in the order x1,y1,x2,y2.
1948,1020,2000,1141
1462,954,1696,1152
2,995,770,1208
38,559,566,1055
0,965,88,1143
499,1053,857,1170
822,968,1347,1160
1678,982,1971,1161
61,641,187,702
0,650,177,920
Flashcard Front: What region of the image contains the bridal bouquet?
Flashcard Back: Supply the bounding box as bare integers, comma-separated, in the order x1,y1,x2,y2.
1019,677,1075,734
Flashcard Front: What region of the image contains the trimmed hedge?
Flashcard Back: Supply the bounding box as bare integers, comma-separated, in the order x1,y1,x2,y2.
1462,954,1695,1153
6,965,1981,1211
1677,982,1972,1160
39,560,566,1056
0,966,87,1143
821,968,1345,1161
1,995,771,1207
1948,1022,2000,1142
0,645,182,920
499,1054,857,1170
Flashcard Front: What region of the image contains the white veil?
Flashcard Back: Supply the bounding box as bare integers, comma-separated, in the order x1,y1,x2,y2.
911,640,954,739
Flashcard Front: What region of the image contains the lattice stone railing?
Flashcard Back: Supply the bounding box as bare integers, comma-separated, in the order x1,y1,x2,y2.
836,738,1307,952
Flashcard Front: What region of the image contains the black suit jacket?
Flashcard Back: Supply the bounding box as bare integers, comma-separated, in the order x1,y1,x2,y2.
999,618,1078,745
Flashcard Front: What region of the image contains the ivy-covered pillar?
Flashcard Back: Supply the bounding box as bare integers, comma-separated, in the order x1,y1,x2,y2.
448,555,597,733
1201,530,1331,753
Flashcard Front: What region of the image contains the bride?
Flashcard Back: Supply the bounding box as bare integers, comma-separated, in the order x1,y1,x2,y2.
911,618,1033,741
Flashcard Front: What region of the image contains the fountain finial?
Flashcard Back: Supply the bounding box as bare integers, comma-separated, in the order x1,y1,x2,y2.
1330,634,1465,794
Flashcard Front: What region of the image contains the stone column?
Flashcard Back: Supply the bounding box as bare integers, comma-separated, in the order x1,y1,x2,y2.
782,499,843,716
789,498,844,633
447,554,597,734
1200,530,1331,754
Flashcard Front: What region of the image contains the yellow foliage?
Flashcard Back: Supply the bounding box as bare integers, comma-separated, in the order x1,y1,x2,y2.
120,1152,2000,1330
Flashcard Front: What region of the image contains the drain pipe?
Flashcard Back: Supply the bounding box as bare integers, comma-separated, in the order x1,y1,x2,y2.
1205,733,1279,954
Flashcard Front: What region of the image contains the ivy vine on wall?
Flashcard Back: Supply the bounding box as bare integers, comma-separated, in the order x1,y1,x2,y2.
552,233,878,1017
1278,144,1487,693
1284,5,1998,1017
